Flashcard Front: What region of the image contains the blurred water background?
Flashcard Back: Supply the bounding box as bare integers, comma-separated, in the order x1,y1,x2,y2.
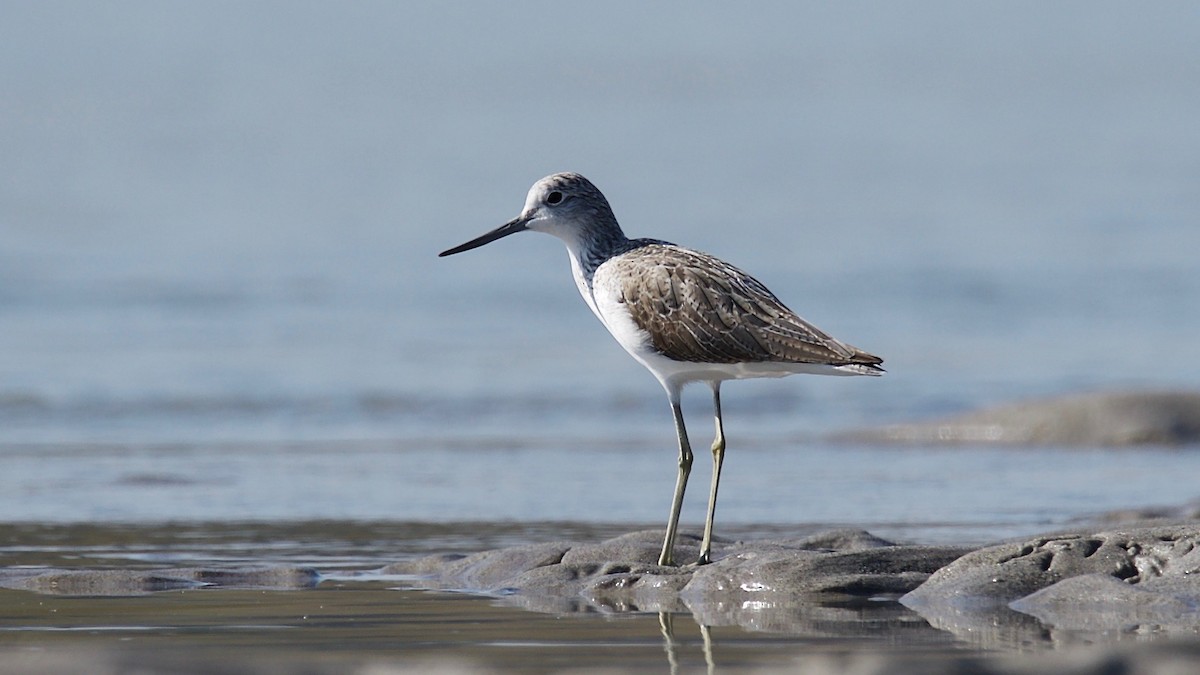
1,2,1198,538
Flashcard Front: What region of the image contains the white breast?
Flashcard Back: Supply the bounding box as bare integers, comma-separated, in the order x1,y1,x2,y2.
566,252,659,369
589,260,655,360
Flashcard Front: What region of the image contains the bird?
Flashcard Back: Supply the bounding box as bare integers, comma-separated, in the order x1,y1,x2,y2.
439,172,883,566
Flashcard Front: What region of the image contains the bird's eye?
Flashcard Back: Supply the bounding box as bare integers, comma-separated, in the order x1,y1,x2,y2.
546,191,564,205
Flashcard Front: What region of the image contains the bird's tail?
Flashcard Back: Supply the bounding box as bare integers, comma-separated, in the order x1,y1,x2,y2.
837,345,885,376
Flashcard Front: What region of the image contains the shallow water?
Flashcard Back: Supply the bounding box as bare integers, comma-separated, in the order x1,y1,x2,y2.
3,440,1200,543
0,521,1049,673
3,2,1199,450
0,586,961,674
4,521,1196,673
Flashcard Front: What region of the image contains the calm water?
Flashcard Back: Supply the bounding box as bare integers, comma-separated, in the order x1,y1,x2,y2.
1,2,1199,669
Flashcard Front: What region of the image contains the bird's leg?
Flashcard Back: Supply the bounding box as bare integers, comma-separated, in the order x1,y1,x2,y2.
699,383,725,565
659,397,693,566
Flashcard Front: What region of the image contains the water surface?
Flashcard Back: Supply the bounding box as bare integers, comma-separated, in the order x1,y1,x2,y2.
2,2,1199,670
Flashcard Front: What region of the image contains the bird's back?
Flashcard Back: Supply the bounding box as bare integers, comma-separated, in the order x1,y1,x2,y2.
594,241,883,372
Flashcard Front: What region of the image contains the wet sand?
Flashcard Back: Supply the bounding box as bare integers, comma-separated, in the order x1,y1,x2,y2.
0,521,961,673
2,519,1199,674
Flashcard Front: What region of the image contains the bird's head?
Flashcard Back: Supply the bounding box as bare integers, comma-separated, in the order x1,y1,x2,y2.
439,172,624,258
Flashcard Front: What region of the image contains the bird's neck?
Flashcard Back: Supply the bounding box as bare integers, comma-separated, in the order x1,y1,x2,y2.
563,221,631,283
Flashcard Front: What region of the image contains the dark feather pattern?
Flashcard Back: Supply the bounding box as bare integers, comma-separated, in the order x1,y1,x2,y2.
608,242,884,368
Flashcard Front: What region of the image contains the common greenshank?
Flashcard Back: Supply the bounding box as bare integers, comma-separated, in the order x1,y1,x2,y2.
440,172,883,566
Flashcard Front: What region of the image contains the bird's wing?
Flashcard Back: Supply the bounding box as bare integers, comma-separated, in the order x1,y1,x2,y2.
607,244,882,367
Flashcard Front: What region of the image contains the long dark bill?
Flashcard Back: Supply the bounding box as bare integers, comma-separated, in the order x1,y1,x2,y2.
438,216,529,257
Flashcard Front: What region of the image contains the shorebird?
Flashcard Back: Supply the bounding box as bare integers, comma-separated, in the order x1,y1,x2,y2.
439,173,883,566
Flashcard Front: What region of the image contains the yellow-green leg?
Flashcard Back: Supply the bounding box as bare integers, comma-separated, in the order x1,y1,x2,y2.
658,397,693,566
699,383,725,565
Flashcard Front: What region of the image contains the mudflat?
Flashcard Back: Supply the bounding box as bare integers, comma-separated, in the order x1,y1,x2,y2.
3,513,1200,674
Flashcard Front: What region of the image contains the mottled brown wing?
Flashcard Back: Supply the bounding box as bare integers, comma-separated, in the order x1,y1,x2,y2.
613,244,882,367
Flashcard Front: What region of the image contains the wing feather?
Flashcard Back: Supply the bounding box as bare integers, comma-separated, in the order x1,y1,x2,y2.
608,243,883,368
